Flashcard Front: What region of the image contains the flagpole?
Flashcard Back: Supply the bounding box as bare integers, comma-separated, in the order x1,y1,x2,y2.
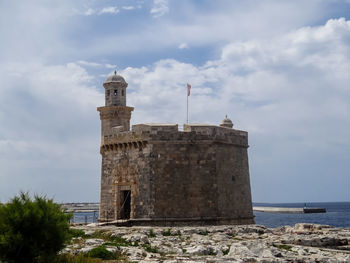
186,92,188,124
186,83,191,124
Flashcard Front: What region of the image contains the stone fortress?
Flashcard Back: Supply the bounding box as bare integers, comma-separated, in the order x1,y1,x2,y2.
97,71,254,225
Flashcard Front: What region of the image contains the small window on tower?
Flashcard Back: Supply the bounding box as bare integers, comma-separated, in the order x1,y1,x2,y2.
114,89,118,96
122,90,124,96
107,90,110,96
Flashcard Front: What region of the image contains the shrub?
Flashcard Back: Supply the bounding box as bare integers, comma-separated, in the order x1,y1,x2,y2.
161,228,181,237
223,246,230,255
142,244,159,253
87,245,116,260
147,229,156,238
161,228,172,236
0,192,71,263
198,229,209,236
274,244,292,251
69,228,86,238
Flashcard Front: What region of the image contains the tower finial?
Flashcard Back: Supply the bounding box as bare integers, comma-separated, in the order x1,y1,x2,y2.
114,70,117,75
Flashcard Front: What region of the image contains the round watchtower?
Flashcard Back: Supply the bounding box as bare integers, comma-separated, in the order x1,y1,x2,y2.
103,71,128,106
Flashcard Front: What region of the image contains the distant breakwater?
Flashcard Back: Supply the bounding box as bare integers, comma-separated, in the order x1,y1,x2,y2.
60,203,99,213
253,206,326,213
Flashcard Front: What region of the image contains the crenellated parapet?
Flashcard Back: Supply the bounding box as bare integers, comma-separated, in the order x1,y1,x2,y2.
100,131,148,154
100,122,249,158
131,123,249,147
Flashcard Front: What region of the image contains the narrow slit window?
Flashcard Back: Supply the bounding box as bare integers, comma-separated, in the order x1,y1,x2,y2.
114,89,118,96
122,89,124,96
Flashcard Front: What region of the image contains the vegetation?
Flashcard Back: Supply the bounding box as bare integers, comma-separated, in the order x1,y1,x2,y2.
69,229,86,238
142,244,159,253
147,229,156,238
161,228,181,237
208,248,217,256
87,246,116,260
223,246,230,255
198,229,209,236
274,244,293,251
0,192,71,263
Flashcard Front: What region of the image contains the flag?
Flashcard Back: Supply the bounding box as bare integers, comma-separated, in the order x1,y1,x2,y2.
187,83,191,96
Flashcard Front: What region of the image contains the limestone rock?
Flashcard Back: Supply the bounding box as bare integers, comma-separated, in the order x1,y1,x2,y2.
84,238,104,246
63,224,350,262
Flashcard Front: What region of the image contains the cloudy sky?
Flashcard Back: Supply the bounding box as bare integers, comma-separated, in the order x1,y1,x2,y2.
1,0,350,203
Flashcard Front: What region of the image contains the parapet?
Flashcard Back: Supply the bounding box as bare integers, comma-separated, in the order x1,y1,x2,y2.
100,123,248,151
129,123,248,147
184,123,247,136
132,123,178,133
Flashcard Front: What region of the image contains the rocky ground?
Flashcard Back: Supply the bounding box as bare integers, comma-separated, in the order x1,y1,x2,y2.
64,223,350,262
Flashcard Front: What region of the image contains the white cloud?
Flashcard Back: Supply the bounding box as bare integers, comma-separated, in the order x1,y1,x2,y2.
124,17,350,134
77,60,102,67
150,0,169,17
99,6,119,15
82,6,120,16
178,43,189,49
105,63,117,69
0,62,103,202
120,18,350,202
79,1,331,59
122,6,135,10
77,60,117,69
84,8,95,16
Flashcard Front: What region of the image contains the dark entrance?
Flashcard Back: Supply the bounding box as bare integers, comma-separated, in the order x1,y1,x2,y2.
120,190,131,219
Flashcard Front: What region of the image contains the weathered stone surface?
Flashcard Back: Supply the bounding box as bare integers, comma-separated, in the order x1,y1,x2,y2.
65,224,350,262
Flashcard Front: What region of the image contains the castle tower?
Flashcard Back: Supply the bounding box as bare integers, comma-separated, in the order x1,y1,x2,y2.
97,70,254,225
97,71,134,222
97,71,134,136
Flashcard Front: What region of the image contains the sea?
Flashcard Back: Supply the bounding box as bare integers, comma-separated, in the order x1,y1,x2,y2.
253,202,350,228
72,202,350,228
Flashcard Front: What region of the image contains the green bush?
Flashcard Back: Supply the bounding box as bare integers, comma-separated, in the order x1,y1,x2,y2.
147,229,156,238
0,192,71,263
162,228,172,236
161,228,181,237
69,228,86,238
87,245,116,260
142,244,159,253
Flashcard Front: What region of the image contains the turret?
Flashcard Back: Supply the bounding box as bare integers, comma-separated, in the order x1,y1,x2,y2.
97,71,134,137
103,70,127,106
220,115,234,128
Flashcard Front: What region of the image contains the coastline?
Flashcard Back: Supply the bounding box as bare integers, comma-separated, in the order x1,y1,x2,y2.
65,223,350,262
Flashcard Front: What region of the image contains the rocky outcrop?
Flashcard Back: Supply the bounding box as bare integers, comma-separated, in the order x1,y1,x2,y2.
64,223,350,262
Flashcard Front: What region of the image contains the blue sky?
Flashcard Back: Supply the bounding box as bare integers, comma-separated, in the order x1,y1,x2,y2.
1,0,350,203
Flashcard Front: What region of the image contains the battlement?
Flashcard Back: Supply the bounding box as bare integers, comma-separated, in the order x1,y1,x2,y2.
132,123,178,133
134,123,248,146
101,123,248,153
